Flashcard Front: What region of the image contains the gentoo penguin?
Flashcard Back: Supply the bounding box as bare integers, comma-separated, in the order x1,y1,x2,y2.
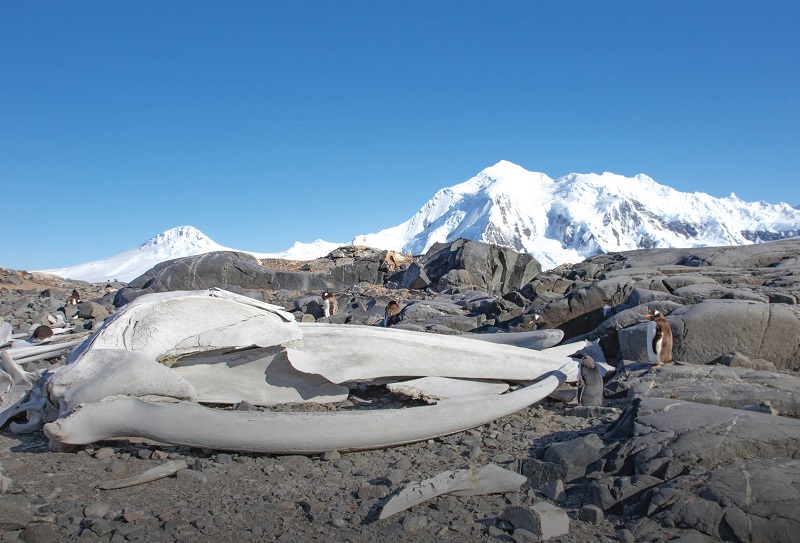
577,355,604,406
321,292,338,318
31,325,53,343
645,310,673,368
384,300,401,327
66,288,80,305
528,314,542,331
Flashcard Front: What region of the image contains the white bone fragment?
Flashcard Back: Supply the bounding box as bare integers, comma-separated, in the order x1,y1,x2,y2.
46,349,197,415
0,321,11,347
13,350,70,366
379,464,527,519
6,339,85,361
1,351,36,386
287,324,589,384
10,408,42,434
43,366,569,453
170,347,348,406
462,329,564,350
67,288,300,365
387,377,509,404
98,459,188,490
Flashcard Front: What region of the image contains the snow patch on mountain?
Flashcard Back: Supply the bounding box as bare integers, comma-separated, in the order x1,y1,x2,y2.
353,161,800,269
39,226,343,283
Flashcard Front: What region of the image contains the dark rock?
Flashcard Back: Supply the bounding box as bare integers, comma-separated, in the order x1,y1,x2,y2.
542,434,605,482
77,301,110,320
409,239,541,296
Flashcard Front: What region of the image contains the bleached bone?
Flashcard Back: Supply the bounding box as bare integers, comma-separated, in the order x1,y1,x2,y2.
45,349,197,416
0,321,11,347
462,329,565,350
387,377,509,404
66,288,300,365
1,351,36,386
10,408,42,434
13,349,71,365
99,459,188,490
171,347,348,406
287,324,602,384
6,340,85,361
379,464,527,519
43,366,570,453
1,393,46,431
1,350,44,429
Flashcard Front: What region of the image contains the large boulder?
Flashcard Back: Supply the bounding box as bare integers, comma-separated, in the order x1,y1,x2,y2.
402,239,541,296
619,300,800,369
115,250,392,306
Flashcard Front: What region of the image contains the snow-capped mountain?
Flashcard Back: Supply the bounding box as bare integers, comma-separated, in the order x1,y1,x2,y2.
38,161,800,283
39,226,342,283
353,161,800,269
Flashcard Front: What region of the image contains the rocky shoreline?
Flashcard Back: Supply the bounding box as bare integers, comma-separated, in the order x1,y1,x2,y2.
2,238,800,542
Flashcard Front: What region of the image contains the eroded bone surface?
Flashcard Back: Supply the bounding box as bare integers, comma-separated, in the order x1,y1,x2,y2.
43,367,569,453
171,347,348,405
67,288,300,364
379,463,528,519
288,324,589,383
387,377,509,403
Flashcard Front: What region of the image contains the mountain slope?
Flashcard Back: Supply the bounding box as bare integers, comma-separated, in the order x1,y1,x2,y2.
39,226,343,283
353,161,800,269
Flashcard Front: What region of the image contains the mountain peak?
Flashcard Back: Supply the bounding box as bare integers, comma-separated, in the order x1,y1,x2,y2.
354,162,800,268
141,225,212,249
482,160,526,175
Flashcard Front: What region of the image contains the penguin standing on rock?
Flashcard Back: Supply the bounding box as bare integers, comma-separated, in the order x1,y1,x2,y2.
645,310,673,368
576,354,604,406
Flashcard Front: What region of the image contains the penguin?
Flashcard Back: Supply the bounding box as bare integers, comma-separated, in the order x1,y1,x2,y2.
31,325,53,343
384,300,401,327
645,310,673,368
576,354,604,406
321,292,338,318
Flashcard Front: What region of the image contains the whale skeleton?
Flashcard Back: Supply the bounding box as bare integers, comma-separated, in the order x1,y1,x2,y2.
1,288,613,454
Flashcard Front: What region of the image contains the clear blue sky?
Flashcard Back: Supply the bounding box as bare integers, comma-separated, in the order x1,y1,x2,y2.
2,1,798,271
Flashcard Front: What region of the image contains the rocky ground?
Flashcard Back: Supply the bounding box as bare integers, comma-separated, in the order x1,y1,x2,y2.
3,238,800,542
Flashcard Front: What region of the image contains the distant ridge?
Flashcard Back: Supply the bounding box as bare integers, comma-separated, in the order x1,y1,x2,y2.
38,161,800,282
39,226,342,283
353,161,800,269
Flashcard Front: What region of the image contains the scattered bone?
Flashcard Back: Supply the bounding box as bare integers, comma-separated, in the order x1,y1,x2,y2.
6,339,85,364
387,377,509,404
98,459,188,490
379,464,527,519
0,321,11,347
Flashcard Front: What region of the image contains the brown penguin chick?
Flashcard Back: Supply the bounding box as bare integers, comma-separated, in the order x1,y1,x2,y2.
321,292,338,318
645,310,673,368
31,325,54,343
384,300,401,327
